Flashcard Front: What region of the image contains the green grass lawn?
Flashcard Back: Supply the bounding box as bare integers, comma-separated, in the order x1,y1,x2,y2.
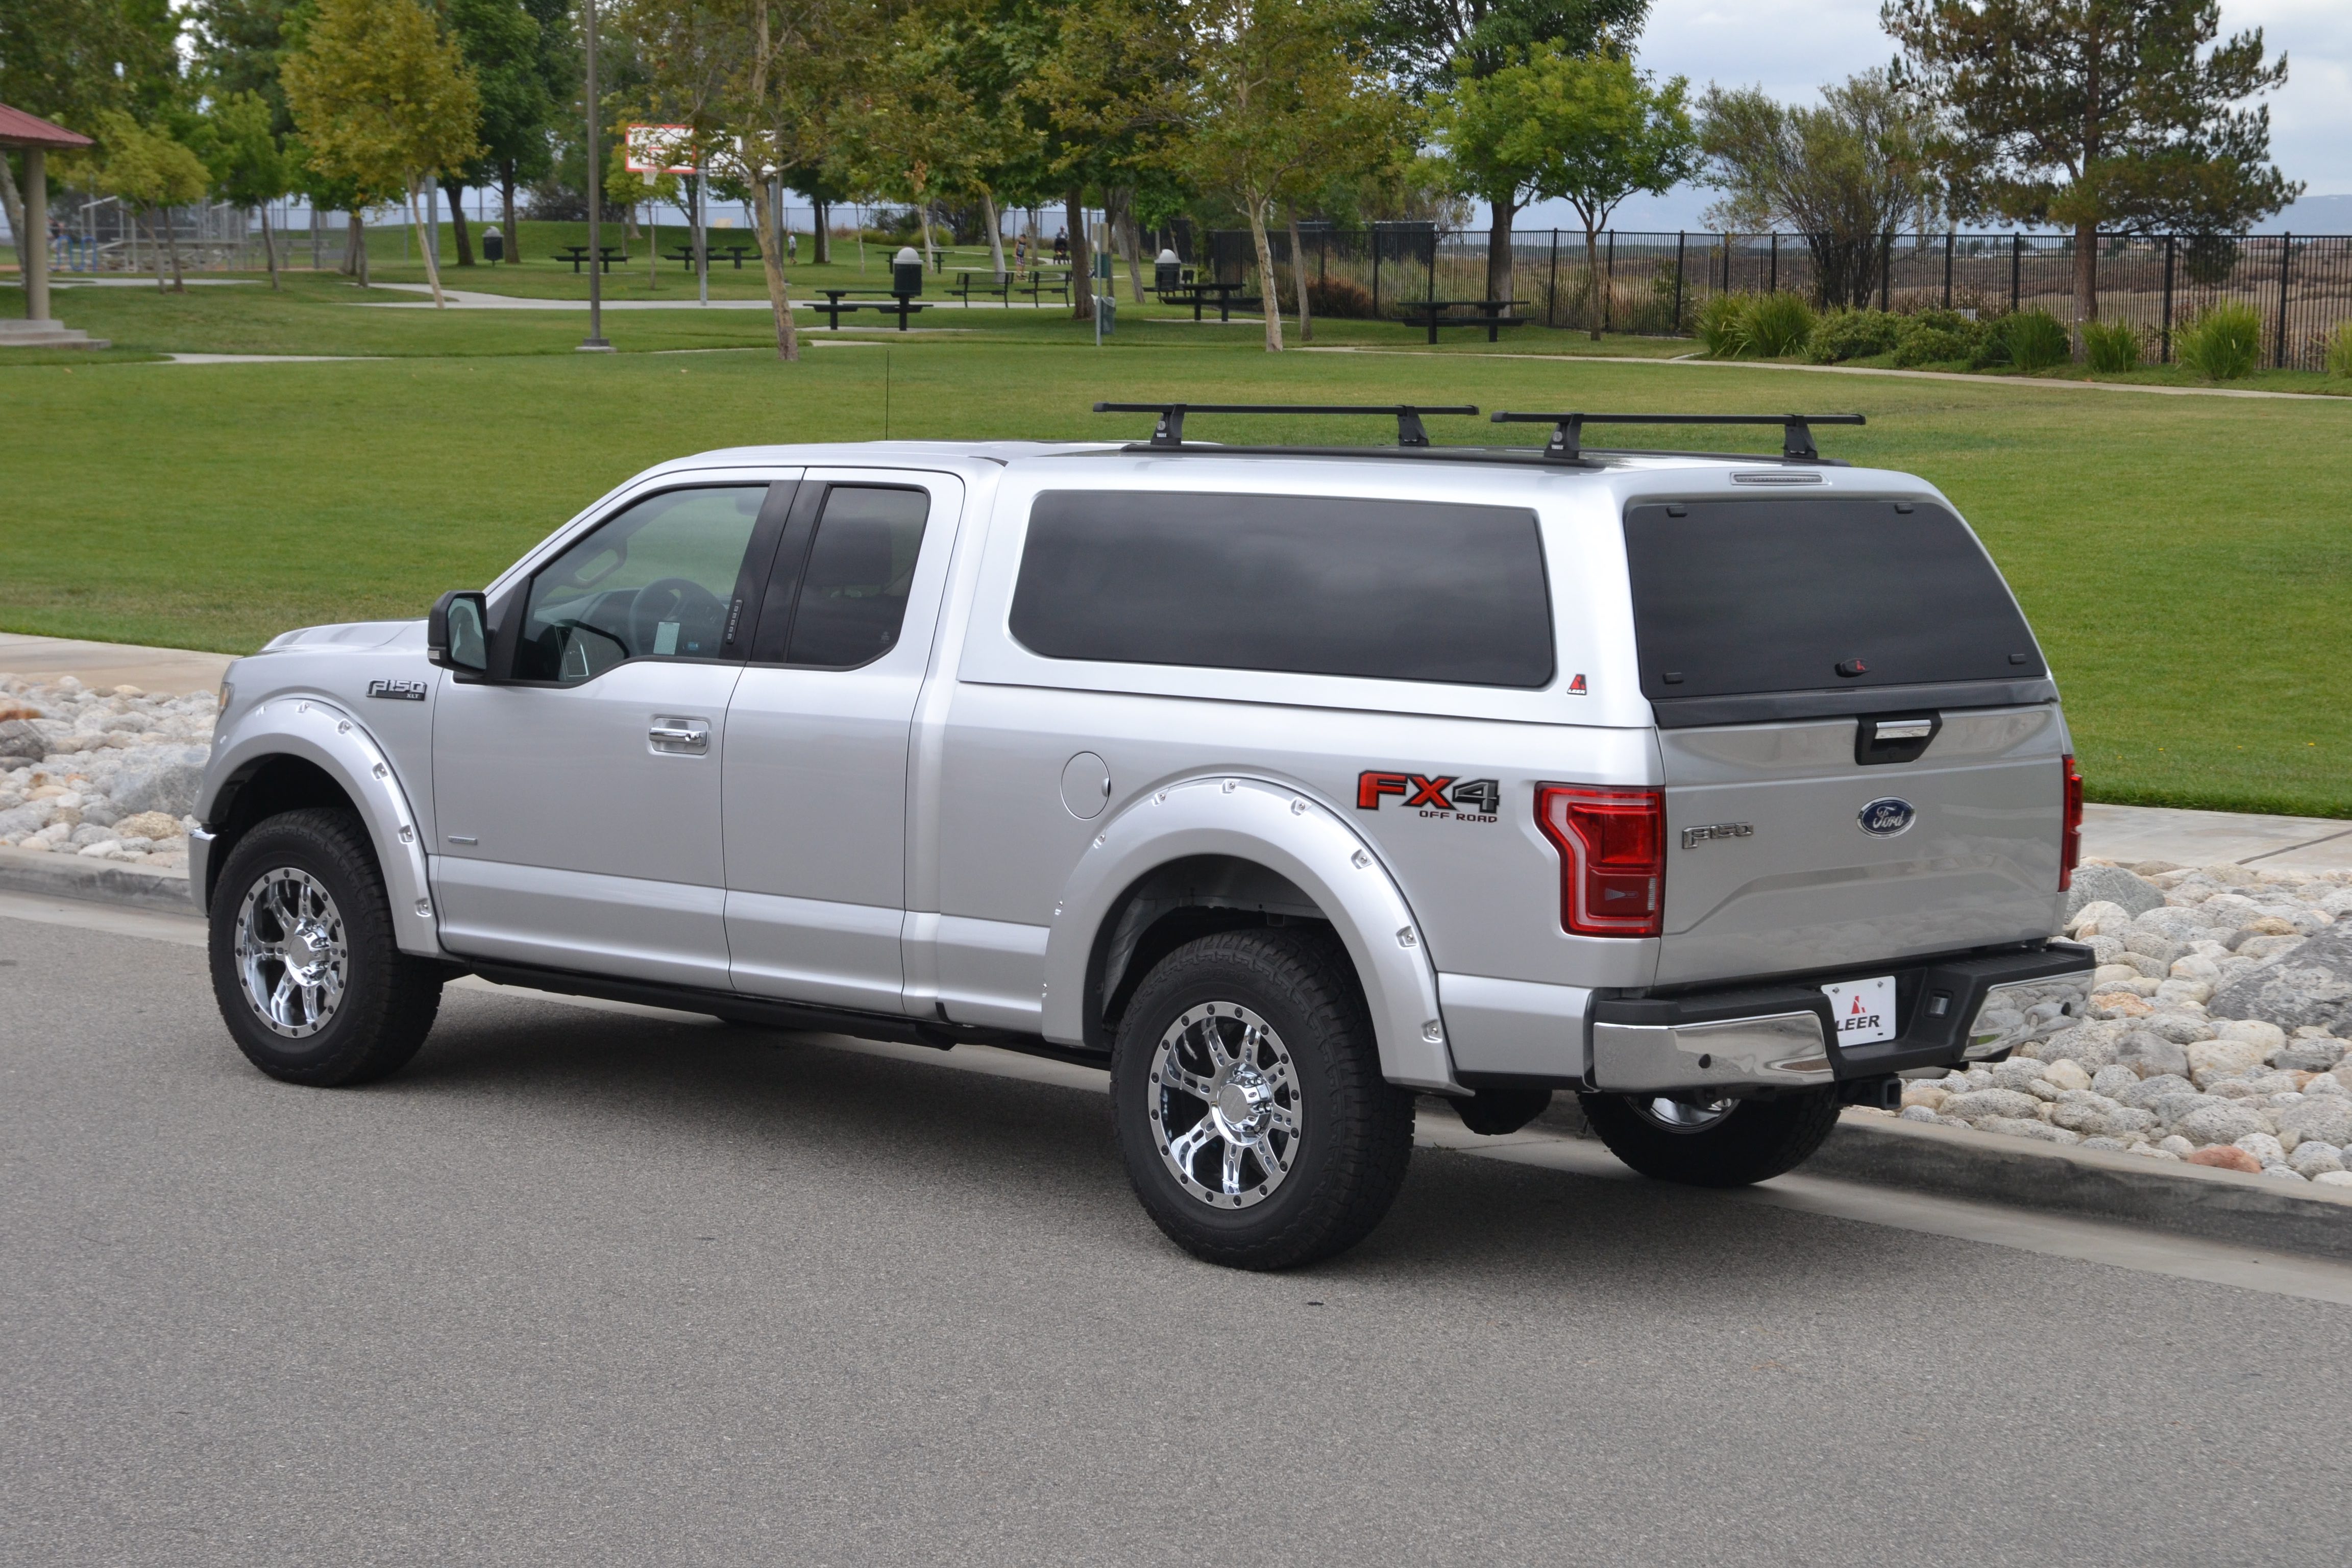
2,277,2347,818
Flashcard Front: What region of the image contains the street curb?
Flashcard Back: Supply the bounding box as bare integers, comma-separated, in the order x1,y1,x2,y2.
0,844,197,917
1539,1100,2352,1261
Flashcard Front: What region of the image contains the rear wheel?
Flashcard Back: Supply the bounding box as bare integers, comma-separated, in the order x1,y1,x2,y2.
208,808,444,1086
1579,1087,1842,1187
1112,927,1413,1270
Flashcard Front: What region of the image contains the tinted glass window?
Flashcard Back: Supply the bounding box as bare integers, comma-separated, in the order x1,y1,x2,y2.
516,486,765,683
778,486,930,667
1622,497,2044,700
1008,491,1555,689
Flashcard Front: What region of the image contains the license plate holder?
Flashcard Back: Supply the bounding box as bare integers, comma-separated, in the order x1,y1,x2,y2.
1822,975,1898,1046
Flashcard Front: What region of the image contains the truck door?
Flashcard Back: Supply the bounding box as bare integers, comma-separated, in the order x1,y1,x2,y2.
721,470,964,1013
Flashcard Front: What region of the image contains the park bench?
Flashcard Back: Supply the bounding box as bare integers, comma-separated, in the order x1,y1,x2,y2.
1395,299,1529,344
1016,269,1072,307
950,268,1012,305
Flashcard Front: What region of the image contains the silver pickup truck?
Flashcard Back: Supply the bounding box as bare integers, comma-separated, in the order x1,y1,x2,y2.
194,406,2094,1268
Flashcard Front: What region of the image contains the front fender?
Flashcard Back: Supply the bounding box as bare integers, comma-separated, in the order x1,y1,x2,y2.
1043,775,1459,1092
199,696,439,958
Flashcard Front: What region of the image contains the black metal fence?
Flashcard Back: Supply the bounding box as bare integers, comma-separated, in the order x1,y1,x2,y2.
1204,227,2352,370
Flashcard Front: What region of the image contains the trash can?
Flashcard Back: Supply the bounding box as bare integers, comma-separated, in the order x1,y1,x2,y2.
482,226,504,264
1097,292,1116,335
1154,248,1181,293
892,246,924,297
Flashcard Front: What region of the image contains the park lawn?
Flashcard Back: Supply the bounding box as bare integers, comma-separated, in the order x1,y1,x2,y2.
1,312,2347,818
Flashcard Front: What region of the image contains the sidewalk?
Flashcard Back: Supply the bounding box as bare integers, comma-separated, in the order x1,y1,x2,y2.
3,631,2345,871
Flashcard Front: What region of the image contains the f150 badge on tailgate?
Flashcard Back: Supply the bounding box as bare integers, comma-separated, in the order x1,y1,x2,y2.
1357,771,1501,823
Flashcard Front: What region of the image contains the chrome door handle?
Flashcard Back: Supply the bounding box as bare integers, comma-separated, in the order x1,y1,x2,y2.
649,717,711,755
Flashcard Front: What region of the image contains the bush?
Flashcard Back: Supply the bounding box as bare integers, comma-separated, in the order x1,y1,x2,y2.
1892,307,1979,367
2000,308,2072,372
2176,303,2263,381
1743,291,1818,357
2082,317,2141,374
1805,308,1901,364
1305,275,1376,319
2324,321,2352,378
1696,291,1748,357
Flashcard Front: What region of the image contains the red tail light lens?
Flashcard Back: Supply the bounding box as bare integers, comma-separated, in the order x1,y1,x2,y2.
2060,753,2084,891
1535,785,1664,937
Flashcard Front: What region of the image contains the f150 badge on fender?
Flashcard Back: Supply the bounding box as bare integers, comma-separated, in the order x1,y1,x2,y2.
367,679,429,701
1357,771,1501,823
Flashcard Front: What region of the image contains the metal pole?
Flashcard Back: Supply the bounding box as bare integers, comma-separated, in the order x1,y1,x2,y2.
1547,227,1558,327
1769,232,1777,294
1944,231,1953,308
2275,232,2292,369
2160,233,2175,364
1672,232,1685,331
1605,231,1614,332
1879,232,1891,310
580,0,611,350
2011,233,2021,315
1371,229,1379,318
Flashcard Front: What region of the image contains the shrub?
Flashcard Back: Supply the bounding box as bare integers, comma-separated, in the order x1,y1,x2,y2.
2325,321,2352,378
2001,308,2072,372
1805,308,1901,363
1305,275,1376,319
1892,307,1979,367
2176,303,2263,381
1696,291,1748,357
1743,291,1818,357
2082,317,2141,374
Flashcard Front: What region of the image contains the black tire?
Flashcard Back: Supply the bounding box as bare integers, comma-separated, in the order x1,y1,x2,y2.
1111,926,1413,1270
208,807,444,1087
1578,1087,1843,1187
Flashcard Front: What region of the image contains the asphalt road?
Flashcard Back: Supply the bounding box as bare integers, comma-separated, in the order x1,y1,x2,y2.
6,903,2348,1567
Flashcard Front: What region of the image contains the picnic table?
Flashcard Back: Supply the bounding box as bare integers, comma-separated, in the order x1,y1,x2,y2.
811,288,930,330
1396,299,1529,344
667,242,758,270
1158,279,1254,322
555,244,624,274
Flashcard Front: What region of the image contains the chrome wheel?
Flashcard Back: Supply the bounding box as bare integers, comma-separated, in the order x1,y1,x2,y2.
1630,1095,1736,1133
1148,1002,1304,1210
234,867,348,1039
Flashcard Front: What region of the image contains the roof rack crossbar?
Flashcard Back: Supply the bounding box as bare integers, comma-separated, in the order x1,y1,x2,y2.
1093,402,1480,450
1488,411,1865,463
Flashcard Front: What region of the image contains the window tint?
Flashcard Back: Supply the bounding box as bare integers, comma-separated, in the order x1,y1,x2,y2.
1008,491,1554,689
1622,497,2044,701
516,486,766,683
776,486,930,668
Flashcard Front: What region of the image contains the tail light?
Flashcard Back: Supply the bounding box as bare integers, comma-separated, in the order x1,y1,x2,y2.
1536,785,1664,937
2059,754,2083,891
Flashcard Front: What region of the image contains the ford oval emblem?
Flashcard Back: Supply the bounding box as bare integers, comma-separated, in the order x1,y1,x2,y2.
1858,797,1917,837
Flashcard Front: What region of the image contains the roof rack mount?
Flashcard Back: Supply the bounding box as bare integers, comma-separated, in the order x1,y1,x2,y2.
1488,411,1865,463
1093,402,1480,450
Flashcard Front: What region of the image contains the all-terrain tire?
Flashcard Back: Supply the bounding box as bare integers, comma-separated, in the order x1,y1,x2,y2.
1112,926,1413,1270
1578,1087,1843,1188
208,807,444,1086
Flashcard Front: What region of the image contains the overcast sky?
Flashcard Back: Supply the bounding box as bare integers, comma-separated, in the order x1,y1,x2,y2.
1520,0,2351,232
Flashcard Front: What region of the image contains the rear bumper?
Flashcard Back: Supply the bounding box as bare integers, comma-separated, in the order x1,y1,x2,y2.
1589,942,2095,1095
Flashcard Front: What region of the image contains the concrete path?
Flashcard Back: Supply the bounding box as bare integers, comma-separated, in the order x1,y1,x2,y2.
2,632,2343,868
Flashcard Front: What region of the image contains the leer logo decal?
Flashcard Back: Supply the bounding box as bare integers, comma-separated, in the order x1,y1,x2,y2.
1357,771,1501,823
368,678,429,701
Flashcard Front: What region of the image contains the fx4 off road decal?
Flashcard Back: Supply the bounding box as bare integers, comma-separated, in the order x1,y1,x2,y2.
1357,771,1501,824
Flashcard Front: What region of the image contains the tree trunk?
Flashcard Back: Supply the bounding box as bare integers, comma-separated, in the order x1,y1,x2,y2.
355,211,370,284
1108,186,1145,304
1287,209,1313,344
0,152,25,276
1247,197,1283,352
441,178,475,264
1066,188,1092,323
145,208,168,291
916,199,935,266
2073,218,2097,355
502,162,519,260
260,203,280,290
982,189,1007,280
163,204,185,292
749,175,800,362
1486,194,1515,309
813,198,830,264
1584,223,1602,340
408,177,446,307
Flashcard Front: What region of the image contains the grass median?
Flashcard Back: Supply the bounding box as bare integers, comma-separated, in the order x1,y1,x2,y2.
2,275,2347,818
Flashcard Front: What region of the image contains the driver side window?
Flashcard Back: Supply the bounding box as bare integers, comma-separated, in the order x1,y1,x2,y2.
517,486,768,684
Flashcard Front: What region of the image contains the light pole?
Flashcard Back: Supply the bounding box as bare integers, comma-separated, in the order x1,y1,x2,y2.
578,0,614,351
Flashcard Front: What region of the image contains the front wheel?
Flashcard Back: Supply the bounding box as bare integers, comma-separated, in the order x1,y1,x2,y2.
1579,1087,1843,1187
1111,927,1413,1270
208,807,445,1086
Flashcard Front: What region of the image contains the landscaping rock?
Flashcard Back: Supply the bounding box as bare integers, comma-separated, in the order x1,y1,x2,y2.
2185,1145,2264,1172
2066,865,2166,922
2209,924,2352,1037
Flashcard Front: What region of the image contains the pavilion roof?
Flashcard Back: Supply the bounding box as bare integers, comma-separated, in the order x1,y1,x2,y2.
0,103,93,151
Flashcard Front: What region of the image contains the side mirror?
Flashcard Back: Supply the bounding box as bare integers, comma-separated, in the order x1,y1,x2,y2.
427,590,491,678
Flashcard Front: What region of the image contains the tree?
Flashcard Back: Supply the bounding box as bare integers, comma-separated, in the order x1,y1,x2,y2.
200,91,293,288
0,0,178,256
92,110,211,290
1462,47,1692,337
1885,0,2296,330
1368,0,1650,303
284,0,483,307
1699,70,1939,309
438,0,553,265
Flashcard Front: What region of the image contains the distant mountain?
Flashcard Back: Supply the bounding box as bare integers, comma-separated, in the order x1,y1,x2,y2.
2258,193,2352,234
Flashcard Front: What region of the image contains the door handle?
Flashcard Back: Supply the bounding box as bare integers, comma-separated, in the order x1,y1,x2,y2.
649,717,711,755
